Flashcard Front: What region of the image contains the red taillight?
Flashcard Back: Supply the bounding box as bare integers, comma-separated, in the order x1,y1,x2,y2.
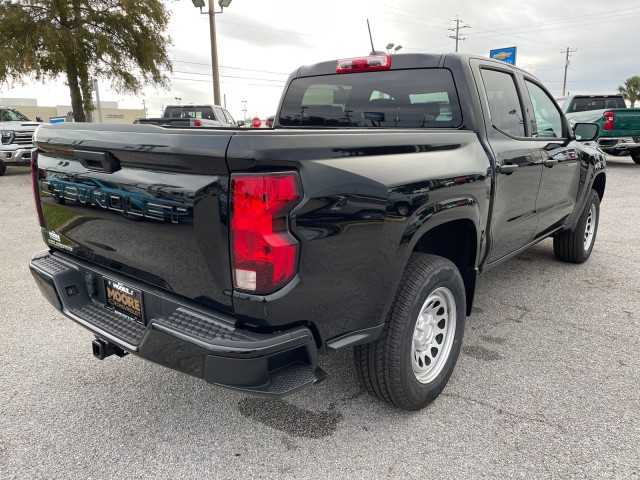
336,55,391,73
603,111,614,131
133,120,139,124
230,173,301,293
31,150,44,227
193,119,203,127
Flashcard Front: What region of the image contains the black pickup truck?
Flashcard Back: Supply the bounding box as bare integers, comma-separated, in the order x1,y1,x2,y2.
29,53,605,411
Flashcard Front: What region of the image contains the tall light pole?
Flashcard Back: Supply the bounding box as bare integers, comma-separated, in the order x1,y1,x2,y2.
241,100,247,126
192,0,232,106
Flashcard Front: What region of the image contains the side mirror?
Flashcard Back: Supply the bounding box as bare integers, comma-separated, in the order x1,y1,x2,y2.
36,116,44,122
573,122,599,142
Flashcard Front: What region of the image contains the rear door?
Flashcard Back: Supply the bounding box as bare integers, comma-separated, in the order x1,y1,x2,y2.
473,63,543,262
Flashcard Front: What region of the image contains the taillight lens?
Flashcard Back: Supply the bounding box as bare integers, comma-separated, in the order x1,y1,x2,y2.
603,111,614,131
193,119,203,127
230,173,301,293
336,55,391,73
31,149,45,227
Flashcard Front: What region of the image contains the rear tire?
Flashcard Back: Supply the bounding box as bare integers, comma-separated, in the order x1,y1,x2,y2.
0,160,6,176
631,150,640,165
553,189,600,263
354,254,466,410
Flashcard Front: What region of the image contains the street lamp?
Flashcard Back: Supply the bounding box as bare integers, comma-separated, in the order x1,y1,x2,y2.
241,100,247,126
191,0,232,106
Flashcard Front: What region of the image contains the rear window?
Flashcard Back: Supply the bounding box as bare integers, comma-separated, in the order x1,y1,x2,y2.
164,106,215,120
567,97,626,112
278,69,462,128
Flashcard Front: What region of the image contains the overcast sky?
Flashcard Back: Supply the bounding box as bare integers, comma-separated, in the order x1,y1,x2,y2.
1,0,639,121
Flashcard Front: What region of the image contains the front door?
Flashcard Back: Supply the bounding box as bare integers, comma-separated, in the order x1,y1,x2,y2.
523,79,581,235
475,66,543,263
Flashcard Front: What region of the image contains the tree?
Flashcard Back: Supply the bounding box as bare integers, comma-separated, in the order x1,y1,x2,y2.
617,75,640,108
0,0,173,122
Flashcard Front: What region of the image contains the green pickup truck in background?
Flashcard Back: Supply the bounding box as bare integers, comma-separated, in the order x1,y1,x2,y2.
557,94,640,164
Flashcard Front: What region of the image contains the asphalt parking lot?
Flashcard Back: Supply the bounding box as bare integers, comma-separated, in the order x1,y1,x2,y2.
1,157,639,479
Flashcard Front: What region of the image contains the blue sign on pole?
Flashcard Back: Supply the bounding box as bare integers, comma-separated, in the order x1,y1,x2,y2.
489,47,517,65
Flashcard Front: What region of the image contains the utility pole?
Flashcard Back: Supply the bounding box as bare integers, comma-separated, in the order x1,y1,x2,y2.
93,79,102,124
448,16,469,52
208,0,221,106
561,47,577,96
142,99,147,118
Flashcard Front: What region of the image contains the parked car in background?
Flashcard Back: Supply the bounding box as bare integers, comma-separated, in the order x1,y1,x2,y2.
134,104,236,127
558,94,640,164
0,106,41,176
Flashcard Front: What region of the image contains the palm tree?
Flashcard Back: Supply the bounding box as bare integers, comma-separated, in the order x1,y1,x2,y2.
617,76,640,107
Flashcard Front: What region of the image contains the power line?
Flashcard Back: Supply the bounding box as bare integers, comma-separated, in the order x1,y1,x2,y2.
173,60,290,76
213,18,322,39
171,70,285,83
367,2,453,24
466,6,640,37
170,77,285,88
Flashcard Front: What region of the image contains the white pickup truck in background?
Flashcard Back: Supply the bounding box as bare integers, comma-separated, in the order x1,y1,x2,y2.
0,106,41,176
133,104,236,127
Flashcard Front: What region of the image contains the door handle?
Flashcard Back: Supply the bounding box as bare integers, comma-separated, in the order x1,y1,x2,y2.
498,164,519,175
543,158,558,168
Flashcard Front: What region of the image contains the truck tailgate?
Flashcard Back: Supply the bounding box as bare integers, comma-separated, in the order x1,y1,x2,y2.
611,109,640,135
33,124,234,311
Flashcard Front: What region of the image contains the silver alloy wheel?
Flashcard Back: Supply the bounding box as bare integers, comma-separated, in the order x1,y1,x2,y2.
411,287,456,384
583,203,597,251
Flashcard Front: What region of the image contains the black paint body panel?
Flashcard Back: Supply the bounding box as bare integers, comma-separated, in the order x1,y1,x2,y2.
31,54,606,354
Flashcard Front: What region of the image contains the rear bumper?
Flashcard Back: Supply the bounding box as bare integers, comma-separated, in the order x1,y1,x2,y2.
29,251,326,396
1,146,33,165
597,137,640,152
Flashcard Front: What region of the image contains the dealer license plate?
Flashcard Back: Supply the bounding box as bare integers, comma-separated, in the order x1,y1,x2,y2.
104,278,144,324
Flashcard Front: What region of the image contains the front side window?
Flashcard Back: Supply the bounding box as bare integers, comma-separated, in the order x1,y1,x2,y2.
279,69,462,128
525,80,563,138
480,69,525,137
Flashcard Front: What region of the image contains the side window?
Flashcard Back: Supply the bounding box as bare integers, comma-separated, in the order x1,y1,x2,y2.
525,80,563,138
214,108,226,123
480,69,525,137
222,109,235,125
